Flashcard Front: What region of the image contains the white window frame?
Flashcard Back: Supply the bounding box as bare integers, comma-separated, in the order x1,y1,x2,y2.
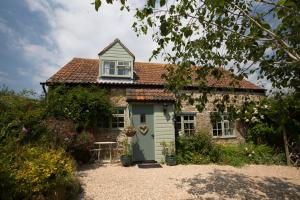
111,107,125,129
102,60,131,77
211,112,235,138
98,107,125,130
175,114,196,136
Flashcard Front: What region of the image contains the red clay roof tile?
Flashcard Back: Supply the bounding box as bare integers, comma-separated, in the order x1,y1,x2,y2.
46,58,263,91
126,88,175,101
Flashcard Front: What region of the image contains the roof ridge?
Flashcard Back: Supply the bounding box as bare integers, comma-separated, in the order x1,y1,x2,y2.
72,57,98,61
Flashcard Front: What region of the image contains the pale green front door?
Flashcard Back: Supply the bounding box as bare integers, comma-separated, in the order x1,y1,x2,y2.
132,105,155,161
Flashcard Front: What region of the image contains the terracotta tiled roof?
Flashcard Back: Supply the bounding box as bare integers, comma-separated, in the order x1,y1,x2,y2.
47,58,99,83
46,58,263,91
126,88,174,101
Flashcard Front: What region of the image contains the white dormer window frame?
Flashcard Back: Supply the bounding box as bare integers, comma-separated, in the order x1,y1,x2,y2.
101,60,132,78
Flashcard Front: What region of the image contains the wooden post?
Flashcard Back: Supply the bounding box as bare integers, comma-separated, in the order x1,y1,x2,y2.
283,126,291,166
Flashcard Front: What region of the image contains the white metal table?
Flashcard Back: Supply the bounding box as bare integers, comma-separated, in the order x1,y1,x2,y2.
94,141,116,163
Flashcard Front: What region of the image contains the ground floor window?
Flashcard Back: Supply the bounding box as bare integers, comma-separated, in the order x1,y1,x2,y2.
112,108,125,128
99,107,125,129
175,114,196,136
211,112,234,137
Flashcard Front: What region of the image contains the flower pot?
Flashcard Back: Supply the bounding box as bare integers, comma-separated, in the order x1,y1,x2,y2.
165,155,176,166
120,155,132,167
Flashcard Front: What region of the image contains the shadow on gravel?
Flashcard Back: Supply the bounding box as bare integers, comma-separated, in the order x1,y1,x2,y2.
177,169,300,200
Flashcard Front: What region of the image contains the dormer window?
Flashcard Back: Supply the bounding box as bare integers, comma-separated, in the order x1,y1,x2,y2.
99,39,135,80
102,60,131,77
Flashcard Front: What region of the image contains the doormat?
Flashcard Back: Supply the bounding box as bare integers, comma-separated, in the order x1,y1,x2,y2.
138,163,162,169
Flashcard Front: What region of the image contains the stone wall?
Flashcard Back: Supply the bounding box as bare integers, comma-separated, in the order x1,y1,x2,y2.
93,88,265,144
93,88,128,142
181,91,265,143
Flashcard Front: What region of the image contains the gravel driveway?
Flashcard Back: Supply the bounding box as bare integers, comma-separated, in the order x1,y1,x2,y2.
78,164,300,200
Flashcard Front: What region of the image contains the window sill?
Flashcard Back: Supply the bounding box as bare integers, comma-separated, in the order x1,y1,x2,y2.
97,128,124,131
212,136,237,139
100,75,132,78
111,128,124,131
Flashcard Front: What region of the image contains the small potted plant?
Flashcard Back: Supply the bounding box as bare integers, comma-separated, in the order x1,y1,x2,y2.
161,141,176,166
123,126,136,137
120,137,132,167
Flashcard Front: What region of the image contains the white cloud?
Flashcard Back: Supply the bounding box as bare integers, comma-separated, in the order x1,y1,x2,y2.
22,0,158,85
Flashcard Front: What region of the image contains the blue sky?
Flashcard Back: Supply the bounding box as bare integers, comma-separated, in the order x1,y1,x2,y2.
0,0,155,93
0,0,50,91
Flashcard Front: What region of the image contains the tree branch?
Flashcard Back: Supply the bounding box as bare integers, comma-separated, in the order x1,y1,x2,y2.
233,4,300,62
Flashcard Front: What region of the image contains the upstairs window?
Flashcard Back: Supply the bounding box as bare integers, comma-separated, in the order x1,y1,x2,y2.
102,60,131,76
117,61,130,75
175,114,196,136
103,61,115,75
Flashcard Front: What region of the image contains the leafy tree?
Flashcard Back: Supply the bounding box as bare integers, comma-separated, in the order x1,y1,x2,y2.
47,85,113,131
93,0,300,98
237,93,300,165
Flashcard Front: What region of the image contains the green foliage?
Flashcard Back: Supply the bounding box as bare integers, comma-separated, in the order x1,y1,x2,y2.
71,131,95,164
161,141,175,155
176,132,222,164
0,88,81,199
94,0,300,112
0,90,48,147
47,85,112,130
220,143,286,167
0,145,81,200
176,131,285,166
237,93,300,148
120,137,131,156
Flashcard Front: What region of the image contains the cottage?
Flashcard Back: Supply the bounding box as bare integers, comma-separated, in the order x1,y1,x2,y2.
44,39,265,163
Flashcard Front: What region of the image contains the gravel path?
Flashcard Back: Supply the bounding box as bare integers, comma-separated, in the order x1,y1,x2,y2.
78,164,300,200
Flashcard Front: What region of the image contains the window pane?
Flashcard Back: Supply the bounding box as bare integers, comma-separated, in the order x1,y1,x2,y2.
217,122,222,130
190,123,194,129
118,66,128,75
189,116,194,120
103,61,115,75
184,123,189,129
119,122,124,128
184,116,189,121
140,114,146,123
224,121,229,130
213,129,218,136
117,61,130,75
118,109,125,114
175,116,181,122
217,130,222,136
112,117,117,123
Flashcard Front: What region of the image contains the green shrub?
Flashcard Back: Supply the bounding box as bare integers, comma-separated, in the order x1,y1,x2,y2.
71,131,95,164
47,85,112,130
176,132,222,164
219,143,286,166
0,146,81,200
176,132,285,166
219,144,248,166
0,88,82,199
